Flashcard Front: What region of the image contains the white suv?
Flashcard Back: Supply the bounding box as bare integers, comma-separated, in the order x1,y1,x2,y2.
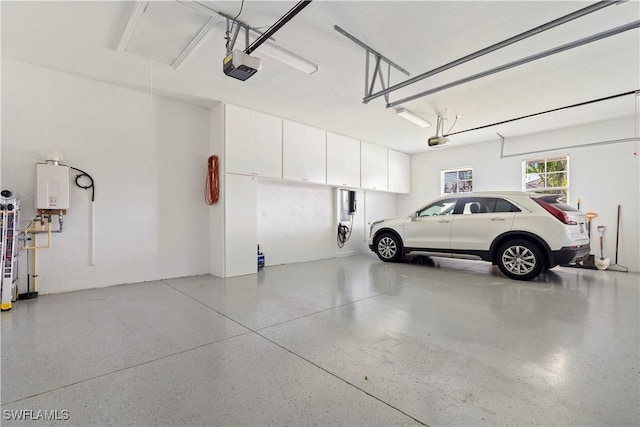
369,191,590,281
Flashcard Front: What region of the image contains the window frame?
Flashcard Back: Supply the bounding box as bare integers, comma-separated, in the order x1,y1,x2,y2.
441,167,473,196
522,155,570,201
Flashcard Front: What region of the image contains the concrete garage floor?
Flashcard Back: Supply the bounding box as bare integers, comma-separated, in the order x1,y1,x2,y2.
1,254,638,426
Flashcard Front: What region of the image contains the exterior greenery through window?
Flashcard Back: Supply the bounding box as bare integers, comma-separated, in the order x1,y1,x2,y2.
523,156,569,200
441,168,473,195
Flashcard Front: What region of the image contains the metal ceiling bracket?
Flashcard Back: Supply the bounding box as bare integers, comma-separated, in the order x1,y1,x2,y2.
226,17,242,54
389,20,640,108
334,25,410,103
364,0,621,104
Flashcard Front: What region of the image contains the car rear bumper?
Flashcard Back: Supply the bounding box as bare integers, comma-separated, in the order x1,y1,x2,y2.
552,244,591,266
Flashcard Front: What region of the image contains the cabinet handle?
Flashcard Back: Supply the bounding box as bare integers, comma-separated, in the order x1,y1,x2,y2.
303,178,309,182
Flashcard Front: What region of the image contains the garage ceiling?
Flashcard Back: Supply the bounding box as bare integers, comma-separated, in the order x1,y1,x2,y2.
2,1,639,154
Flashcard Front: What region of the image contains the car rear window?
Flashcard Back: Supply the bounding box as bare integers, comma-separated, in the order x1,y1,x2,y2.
489,198,521,213
457,197,520,214
535,195,578,212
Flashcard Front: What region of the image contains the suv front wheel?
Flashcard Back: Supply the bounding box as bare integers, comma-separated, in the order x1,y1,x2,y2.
375,233,403,262
496,239,544,281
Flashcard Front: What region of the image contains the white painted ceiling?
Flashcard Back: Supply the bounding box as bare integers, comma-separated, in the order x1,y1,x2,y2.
2,1,639,154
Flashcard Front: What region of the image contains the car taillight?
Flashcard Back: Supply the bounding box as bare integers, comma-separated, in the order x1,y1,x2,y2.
533,198,577,225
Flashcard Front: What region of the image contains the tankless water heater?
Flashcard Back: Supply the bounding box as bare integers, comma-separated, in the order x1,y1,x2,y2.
36,163,70,210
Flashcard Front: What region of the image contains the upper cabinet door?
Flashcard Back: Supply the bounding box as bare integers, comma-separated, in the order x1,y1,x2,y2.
361,141,388,191
388,149,410,194
225,104,256,176
225,105,283,179
254,111,282,179
326,132,360,188
282,120,326,184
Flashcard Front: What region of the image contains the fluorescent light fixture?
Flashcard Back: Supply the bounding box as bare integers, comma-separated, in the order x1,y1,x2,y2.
396,108,431,128
116,1,149,52
252,35,318,75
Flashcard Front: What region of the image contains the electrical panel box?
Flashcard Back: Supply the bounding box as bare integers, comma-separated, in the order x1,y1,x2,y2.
36,164,70,210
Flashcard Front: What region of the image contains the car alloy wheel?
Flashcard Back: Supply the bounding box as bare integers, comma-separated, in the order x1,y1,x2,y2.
375,233,402,262
502,246,536,275
497,239,544,281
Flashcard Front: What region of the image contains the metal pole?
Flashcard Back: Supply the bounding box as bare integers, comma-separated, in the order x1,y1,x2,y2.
245,1,313,54
368,56,381,98
388,20,640,108
364,0,621,103
334,25,410,76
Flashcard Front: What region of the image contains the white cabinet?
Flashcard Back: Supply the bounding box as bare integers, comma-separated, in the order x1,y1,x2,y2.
326,132,360,188
224,174,257,277
361,141,388,191
282,120,326,184
388,149,411,193
225,104,282,179
254,112,282,178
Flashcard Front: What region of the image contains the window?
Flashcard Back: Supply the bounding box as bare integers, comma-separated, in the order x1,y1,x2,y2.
523,156,569,200
441,168,473,195
457,197,521,215
417,199,457,217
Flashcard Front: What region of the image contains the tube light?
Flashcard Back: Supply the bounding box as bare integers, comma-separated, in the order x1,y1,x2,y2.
252,37,318,75
396,108,431,128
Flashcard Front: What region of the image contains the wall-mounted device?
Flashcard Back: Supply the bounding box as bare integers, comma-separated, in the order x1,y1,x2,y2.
223,49,262,81
339,189,357,222
337,189,357,248
36,163,70,210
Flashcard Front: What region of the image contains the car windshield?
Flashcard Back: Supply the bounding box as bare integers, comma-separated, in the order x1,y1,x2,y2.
417,200,457,217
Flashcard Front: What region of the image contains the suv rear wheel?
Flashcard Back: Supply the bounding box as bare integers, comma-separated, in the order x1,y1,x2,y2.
375,233,403,262
497,239,544,281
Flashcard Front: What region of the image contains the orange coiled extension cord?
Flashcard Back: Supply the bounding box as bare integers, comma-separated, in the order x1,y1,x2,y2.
205,155,219,205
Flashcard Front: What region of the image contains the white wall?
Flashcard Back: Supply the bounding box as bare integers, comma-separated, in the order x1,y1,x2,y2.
1,58,211,293
256,180,398,266
400,115,640,272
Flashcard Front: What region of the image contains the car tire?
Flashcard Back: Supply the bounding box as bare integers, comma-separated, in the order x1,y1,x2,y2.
375,233,403,263
497,239,544,281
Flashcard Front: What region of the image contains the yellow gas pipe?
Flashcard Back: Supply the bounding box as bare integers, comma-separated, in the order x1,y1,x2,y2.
21,217,53,295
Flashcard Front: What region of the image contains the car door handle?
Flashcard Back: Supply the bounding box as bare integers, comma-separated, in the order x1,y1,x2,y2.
438,219,451,223
491,217,506,221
